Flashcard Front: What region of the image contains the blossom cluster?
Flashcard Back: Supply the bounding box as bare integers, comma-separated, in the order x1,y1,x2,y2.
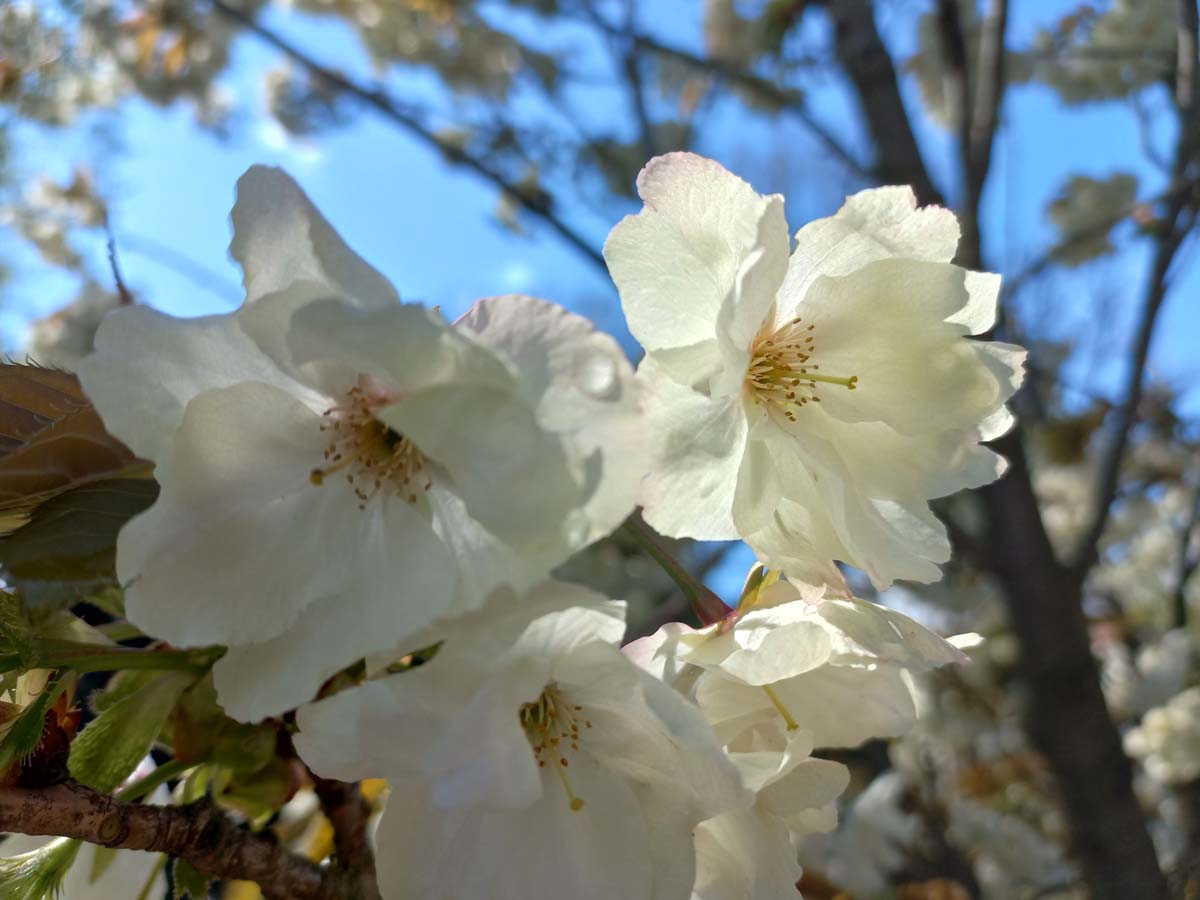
71,153,1023,897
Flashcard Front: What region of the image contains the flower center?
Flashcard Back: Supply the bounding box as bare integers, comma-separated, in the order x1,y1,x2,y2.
745,316,858,422
519,683,591,812
309,380,431,509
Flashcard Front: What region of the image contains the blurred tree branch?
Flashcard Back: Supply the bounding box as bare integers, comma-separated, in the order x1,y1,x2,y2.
817,0,944,206
207,0,607,271
812,0,1179,895
1071,0,1200,579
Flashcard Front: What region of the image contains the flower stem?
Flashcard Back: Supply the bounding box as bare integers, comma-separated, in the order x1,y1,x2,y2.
622,516,730,626
0,640,222,676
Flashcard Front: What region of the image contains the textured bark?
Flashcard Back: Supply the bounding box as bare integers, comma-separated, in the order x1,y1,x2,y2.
0,781,359,900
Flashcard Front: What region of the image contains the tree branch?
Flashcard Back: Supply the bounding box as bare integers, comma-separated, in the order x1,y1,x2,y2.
980,432,1170,899
0,781,358,900
620,31,874,182
816,0,944,206
207,0,606,272
313,777,381,900
1172,483,1200,629
1070,0,1200,577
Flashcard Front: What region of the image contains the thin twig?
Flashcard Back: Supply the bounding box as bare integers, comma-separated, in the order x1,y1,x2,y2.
621,516,729,626
207,0,606,272
104,222,134,307
616,30,873,182
120,232,242,306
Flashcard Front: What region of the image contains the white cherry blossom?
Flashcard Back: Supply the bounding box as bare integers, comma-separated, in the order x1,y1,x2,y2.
604,152,1025,587
628,576,965,749
294,581,747,900
78,166,644,722
692,728,849,900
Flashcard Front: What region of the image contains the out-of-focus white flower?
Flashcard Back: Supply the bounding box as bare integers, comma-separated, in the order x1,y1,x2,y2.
295,582,746,900
78,166,644,722
692,728,849,900
604,152,1024,588
629,576,965,749
1125,686,1200,784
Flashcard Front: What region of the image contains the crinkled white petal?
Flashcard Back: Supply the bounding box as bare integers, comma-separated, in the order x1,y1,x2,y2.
374,769,657,900
118,381,380,646
638,359,748,541
698,663,920,749
792,259,1017,436
77,305,310,464
604,152,789,374
287,299,510,397
230,165,399,310
779,185,961,314
456,294,646,549
693,806,802,900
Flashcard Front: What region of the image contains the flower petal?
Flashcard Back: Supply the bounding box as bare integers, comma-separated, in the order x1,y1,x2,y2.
604,152,788,369
77,305,309,464
795,259,1020,436
456,295,646,549
372,767,658,900
779,185,960,315
230,165,399,309
638,359,748,541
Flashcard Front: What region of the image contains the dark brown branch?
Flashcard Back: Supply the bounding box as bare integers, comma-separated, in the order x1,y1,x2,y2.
981,434,1170,899
207,0,606,272
816,0,945,206
313,777,381,900
0,781,358,900
962,0,1009,269
1070,0,1200,577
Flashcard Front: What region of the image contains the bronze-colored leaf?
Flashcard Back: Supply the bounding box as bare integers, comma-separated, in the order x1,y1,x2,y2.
0,478,159,583
0,364,151,536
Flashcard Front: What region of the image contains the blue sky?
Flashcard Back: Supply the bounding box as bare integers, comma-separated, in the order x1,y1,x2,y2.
1,0,1196,601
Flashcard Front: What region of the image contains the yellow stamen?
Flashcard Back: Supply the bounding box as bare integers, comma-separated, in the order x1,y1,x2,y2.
745,315,859,420
520,685,587,812
762,684,800,731
310,380,431,508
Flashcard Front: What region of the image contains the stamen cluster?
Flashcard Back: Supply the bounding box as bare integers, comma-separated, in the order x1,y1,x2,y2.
746,316,858,421
309,381,431,508
519,684,592,811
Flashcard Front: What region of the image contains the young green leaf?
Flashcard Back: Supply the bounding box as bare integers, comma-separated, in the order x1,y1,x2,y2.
68,669,194,793
0,837,81,900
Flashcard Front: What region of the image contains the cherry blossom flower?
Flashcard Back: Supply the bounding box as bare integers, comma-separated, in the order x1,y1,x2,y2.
692,728,849,900
627,576,965,749
78,166,644,721
295,581,747,900
604,152,1025,587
